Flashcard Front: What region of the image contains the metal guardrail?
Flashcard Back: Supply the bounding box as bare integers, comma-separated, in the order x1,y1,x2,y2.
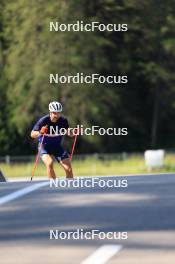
0,153,142,164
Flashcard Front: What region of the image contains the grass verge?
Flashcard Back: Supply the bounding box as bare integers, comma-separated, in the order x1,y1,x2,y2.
0,154,175,179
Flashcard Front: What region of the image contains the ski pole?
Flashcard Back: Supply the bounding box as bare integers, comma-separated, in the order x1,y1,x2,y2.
31,133,45,181
70,133,78,161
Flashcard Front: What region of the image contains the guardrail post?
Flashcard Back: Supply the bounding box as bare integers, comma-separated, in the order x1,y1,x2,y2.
5,155,10,165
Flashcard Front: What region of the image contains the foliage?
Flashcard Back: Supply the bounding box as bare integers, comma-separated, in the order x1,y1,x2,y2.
0,0,175,154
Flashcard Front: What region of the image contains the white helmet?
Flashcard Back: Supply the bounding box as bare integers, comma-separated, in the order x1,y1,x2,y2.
49,101,63,112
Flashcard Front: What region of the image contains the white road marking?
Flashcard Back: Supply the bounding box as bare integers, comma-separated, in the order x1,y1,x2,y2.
81,245,122,264
0,181,49,205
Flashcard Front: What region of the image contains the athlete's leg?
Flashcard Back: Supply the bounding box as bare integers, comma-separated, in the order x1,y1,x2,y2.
60,158,73,178
41,154,56,179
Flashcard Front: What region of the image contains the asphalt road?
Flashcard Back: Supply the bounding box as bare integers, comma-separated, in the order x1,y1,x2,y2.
0,174,175,264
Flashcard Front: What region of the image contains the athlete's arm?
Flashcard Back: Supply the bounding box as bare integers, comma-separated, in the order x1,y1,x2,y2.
63,119,79,137
67,128,79,137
